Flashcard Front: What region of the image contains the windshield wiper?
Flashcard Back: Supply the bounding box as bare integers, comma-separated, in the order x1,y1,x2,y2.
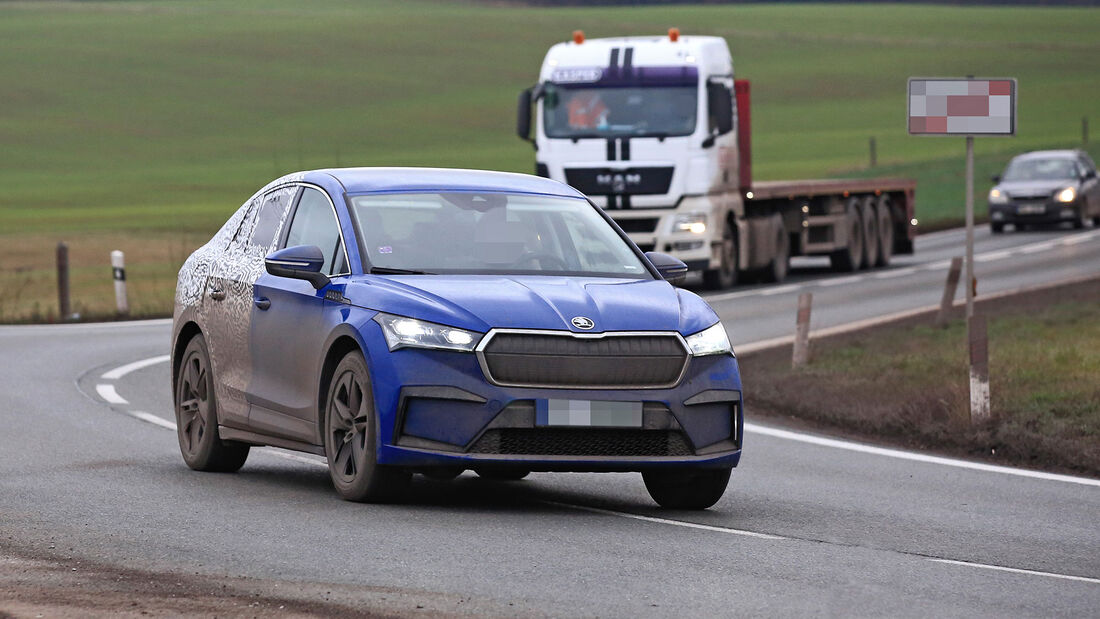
369,266,434,275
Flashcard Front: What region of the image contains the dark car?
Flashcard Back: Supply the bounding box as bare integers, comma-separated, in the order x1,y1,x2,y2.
171,168,743,509
987,149,1100,233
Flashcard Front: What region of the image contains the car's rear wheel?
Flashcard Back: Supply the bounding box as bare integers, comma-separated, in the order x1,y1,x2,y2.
475,468,531,481
642,468,731,510
175,334,250,472
324,351,410,502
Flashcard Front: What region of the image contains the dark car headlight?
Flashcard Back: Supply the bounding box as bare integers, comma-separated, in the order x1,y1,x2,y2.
373,312,482,352
685,322,733,357
988,188,1009,205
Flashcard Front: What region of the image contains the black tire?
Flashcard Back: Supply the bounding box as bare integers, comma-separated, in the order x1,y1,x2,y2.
643,468,731,510
859,198,878,270
324,351,410,503
1073,200,1087,229
421,468,464,481
829,200,863,272
175,334,250,472
990,221,1005,234
475,468,531,481
1092,216,1100,227
874,197,894,267
759,223,789,283
702,221,738,290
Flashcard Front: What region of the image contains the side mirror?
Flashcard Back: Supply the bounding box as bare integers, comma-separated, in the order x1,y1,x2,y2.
1086,169,1097,180
991,174,1001,184
516,88,533,143
645,251,688,286
265,245,330,289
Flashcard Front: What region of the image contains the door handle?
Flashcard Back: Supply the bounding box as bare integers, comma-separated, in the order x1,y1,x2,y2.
209,287,226,301
254,297,271,311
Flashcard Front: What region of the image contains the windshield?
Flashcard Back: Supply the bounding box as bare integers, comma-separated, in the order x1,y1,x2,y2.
543,85,697,139
350,192,651,278
1002,157,1080,182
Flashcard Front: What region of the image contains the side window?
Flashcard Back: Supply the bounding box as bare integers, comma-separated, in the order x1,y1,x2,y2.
284,188,347,275
251,187,296,251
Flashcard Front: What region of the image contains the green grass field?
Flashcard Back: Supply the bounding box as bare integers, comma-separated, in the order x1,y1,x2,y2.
1,1,1098,320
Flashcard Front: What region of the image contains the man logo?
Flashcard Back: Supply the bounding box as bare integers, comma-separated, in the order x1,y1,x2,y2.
571,316,595,330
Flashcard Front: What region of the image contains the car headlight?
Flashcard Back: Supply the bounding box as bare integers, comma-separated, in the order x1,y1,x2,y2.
1055,187,1077,203
988,188,1008,204
673,213,707,234
373,313,481,352
685,322,732,356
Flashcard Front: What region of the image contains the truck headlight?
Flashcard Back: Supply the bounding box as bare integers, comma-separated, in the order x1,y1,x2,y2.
1055,187,1077,203
673,213,707,234
988,188,1008,204
374,313,481,352
685,322,732,356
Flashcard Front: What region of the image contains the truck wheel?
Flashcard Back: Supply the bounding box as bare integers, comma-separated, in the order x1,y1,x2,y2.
860,197,878,270
759,224,789,283
875,197,894,267
829,200,863,272
643,468,731,510
702,222,738,290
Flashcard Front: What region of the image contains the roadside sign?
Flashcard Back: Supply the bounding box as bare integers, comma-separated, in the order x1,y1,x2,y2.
908,78,1016,136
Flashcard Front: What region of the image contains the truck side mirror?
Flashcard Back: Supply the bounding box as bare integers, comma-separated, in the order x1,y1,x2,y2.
707,82,734,136
516,88,533,143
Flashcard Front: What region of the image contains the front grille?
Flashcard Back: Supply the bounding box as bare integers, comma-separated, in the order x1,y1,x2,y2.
479,332,688,389
564,167,674,196
469,428,694,457
615,218,659,233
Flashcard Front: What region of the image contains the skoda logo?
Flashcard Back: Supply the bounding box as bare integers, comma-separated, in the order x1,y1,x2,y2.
571,316,595,330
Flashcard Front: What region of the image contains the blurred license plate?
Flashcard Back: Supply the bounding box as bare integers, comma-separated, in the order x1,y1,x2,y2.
1017,204,1046,214
536,399,643,427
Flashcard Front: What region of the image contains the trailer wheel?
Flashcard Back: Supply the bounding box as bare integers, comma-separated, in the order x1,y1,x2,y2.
702,222,738,290
875,196,894,267
829,199,863,272
759,224,789,283
860,197,878,270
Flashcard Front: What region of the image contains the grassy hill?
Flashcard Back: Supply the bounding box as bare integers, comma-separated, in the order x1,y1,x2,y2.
1,1,1097,320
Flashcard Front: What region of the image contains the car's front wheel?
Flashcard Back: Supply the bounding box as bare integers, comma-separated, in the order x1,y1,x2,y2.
324,351,410,502
642,468,731,510
175,334,249,472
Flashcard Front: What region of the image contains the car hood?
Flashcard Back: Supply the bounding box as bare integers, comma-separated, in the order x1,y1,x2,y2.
342,275,719,336
997,179,1077,199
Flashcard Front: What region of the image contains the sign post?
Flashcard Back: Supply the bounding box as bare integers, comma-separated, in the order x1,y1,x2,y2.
908,77,1015,423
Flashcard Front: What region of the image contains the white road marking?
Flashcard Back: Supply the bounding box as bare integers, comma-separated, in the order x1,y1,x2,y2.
921,259,953,271
759,284,803,296
975,250,1012,263
131,410,177,431
1021,241,1057,254
95,384,128,405
745,422,1100,487
817,275,863,287
928,558,1100,585
101,354,171,380
872,267,916,279
1062,232,1098,245
543,501,785,540
705,287,774,302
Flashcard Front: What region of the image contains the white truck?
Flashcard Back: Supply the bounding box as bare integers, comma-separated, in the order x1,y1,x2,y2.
517,29,916,288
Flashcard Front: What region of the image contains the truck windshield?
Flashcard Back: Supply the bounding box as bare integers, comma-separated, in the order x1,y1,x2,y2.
350,192,651,278
543,85,697,139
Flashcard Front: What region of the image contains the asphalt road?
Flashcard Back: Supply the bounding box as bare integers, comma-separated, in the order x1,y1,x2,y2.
2,224,1099,616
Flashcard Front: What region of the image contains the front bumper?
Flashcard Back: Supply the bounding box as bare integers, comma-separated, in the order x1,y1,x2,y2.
365,330,743,472
989,199,1081,225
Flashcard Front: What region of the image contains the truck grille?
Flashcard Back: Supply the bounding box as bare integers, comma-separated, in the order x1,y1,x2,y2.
616,218,659,233
478,331,689,389
469,428,694,457
564,167,674,196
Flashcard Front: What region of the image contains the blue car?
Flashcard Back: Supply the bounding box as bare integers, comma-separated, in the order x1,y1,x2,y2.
171,168,742,509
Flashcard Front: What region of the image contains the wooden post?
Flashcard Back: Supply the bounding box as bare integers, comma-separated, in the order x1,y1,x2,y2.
869,136,877,168
936,257,963,327
792,293,812,368
56,242,70,320
968,313,991,424
111,250,129,316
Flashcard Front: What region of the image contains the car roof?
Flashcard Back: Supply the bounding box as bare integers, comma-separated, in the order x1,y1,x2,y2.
1012,149,1082,161
306,167,585,198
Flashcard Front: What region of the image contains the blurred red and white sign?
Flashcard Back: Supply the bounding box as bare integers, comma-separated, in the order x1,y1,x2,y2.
908,78,1016,136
